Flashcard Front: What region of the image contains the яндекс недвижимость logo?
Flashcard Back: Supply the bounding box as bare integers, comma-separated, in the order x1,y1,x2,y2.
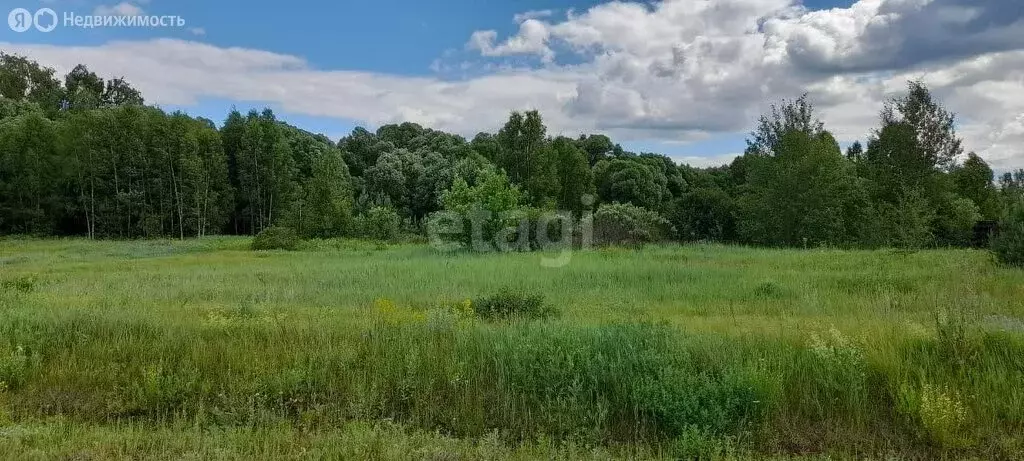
8,7,185,32
8,8,57,32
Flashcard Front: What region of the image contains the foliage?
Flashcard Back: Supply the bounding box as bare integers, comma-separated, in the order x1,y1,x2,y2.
864,188,936,249
251,226,300,250
669,186,736,242
495,110,551,204
471,288,557,320
593,158,670,212
882,80,963,171
0,53,1017,255
952,153,1000,220
430,169,525,250
992,199,1024,267
593,202,674,246
354,206,402,242
550,136,595,217
736,103,868,247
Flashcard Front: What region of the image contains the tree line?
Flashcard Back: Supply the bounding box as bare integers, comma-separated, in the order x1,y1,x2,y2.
1,52,1022,249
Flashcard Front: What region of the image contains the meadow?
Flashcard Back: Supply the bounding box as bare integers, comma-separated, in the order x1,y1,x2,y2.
0,237,1022,460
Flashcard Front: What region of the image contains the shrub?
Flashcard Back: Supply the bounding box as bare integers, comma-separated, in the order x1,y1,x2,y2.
992,200,1024,267
354,206,401,242
593,202,674,247
472,288,557,320
251,226,300,251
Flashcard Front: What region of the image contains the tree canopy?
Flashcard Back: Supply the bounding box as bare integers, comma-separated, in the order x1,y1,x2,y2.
0,53,1015,251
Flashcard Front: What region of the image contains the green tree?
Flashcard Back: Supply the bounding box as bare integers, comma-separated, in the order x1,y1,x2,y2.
0,111,60,234
1000,169,1024,210
234,109,297,234
64,64,104,111
431,169,525,250
495,111,555,205
861,82,976,248
550,137,595,217
102,77,144,107
575,134,616,167
362,150,408,210
883,81,962,171
736,98,868,247
593,158,667,211
339,127,391,178
669,187,736,242
992,199,1024,267
865,188,936,249
0,53,63,117
951,153,1000,220
287,147,353,238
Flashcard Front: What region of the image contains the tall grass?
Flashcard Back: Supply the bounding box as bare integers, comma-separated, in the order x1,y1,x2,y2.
0,237,1022,458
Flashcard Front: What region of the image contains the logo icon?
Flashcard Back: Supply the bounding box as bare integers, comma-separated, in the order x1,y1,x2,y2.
8,8,32,32
34,8,57,32
8,8,58,32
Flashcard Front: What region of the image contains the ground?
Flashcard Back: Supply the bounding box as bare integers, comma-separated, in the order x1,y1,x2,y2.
0,238,1022,459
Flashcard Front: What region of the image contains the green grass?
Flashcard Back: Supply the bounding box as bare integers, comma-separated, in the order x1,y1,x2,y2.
0,237,1023,459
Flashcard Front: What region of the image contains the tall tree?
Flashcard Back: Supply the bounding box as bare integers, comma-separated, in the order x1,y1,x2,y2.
0,111,60,234
593,158,667,212
550,136,595,217
883,81,962,172
0,53,64,116
952,153,1000,220
102,77,144,107
495,111,554,205
64,64,104,111
736,98,868,247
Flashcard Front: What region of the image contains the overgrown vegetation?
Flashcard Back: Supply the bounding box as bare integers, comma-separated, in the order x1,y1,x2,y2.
593,202,675,247
251,226,300,250
0,239,1022,458
992,200,1024,267
471,287,558,320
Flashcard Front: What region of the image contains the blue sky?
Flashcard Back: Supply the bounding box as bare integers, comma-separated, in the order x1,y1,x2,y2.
14,0,785,157
3,0,1022,168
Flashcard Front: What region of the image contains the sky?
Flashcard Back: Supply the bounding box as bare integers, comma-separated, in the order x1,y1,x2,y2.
2,0,1023,170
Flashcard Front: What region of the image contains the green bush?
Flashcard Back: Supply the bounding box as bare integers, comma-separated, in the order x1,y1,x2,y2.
251,226,300,251
992,201,1024,267
593,202,674,247
354,206,402,242
472,288,557,320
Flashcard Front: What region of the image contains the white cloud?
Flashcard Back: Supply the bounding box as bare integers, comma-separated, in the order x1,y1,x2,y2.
93,2,146,17
0,39,581,136
4,0,1024,169
468,19,555,63
514,9,555,24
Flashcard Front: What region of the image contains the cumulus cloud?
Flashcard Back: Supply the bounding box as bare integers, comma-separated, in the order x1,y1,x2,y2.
766,0,1024,72
461,0,1024,167
468,19,555,63
4,0,1024,168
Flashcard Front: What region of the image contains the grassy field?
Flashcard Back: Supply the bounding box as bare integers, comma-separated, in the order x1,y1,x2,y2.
0,237,1022,460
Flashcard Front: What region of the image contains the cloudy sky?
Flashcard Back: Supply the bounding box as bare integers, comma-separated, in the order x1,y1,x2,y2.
2,0,1023,169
